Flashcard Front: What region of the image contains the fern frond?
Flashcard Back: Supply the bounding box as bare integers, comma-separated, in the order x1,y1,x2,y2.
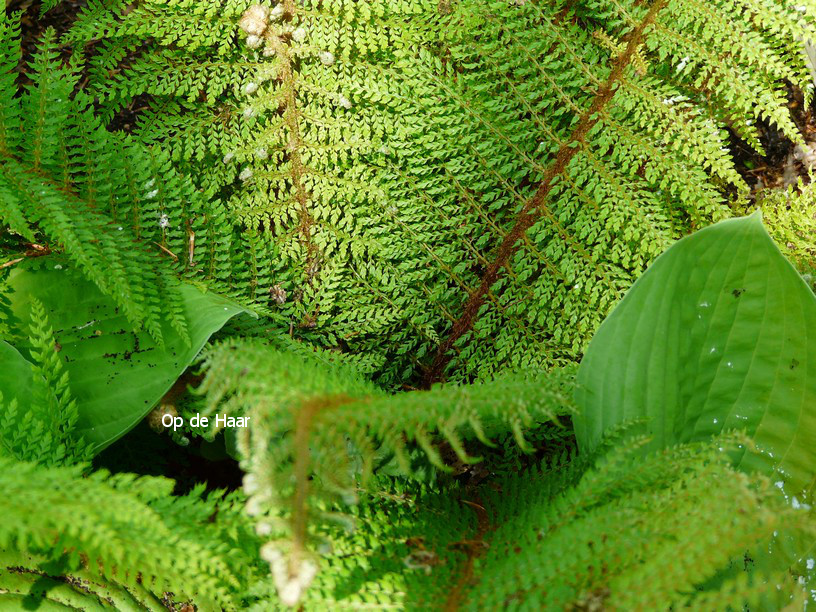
0,457,261,610
240,434,816,608
63,0,815,385
194,336,572,603
0,300,91,466
0,18,239,344
749,182,816,274
463,436,816,609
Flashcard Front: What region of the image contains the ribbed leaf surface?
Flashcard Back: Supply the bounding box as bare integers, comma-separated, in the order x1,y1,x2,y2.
574,214,816,498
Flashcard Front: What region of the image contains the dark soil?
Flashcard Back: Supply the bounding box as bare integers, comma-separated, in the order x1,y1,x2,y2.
729,84,816,197
93,421,245,494
12,0,87,63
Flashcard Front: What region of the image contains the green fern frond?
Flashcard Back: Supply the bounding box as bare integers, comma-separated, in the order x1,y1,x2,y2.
194,336,572,603
62,0,816,386
747,182,816,274
0,300,92,466
451,437,816,609
0,17,243,345
0,457,262,610
248,478,480,610
242,435,816,608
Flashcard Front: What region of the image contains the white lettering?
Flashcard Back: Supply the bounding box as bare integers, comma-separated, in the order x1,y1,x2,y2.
162,413,183,430
190,413,209,428
214,414,250,428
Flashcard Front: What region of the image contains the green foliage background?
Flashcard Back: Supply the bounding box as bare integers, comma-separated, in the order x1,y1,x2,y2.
0,0,815,609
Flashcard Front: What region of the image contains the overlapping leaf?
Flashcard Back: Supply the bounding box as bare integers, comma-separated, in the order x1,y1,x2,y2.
574,214,816,498
6,261,249,451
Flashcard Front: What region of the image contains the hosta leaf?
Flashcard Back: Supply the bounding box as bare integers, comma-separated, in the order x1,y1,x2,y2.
0,339,47,414
574,213,816,498
7,261,249,452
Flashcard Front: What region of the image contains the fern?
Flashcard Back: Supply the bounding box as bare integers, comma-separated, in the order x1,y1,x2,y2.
193,337,573,602
0,299,92,466
460,436,815,609
237,435,816,609
2,2,816,610
0,457,262,609
0,15,246,344
747,180,816,275
61,0,816,386
39,0,64,16
246,477,482,610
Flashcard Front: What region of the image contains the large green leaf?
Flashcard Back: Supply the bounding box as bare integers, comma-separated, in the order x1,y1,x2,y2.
574,213,816,498
0,339,45,413
7,261,249,452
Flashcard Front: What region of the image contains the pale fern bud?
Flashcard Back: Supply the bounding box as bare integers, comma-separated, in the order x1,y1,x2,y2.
291,27,307,43
159,214,169,229
270,284,287,304
246,496,263,516
243,473,260,494
301,559,318,586
146,188,159,199
239,167,254,181
243,81,259,95
270,555,318,607
338,94,352,109
283,560,317,606
319,51,335,66
255,521,273,537
243,106,257,120
239,4,269,36
246,34,263,49
260,542,282,564
270,3,284,20
223,151,235,163
255,147,268,160
262,45,277,57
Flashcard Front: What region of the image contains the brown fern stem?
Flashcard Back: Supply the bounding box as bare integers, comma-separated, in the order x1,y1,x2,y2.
423,0,668,387
290,395,356,560
443,495,491,611
276,0,317,278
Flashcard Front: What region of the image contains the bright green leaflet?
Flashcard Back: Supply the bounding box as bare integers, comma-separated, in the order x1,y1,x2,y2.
7,262,249,452
573,213,816,499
